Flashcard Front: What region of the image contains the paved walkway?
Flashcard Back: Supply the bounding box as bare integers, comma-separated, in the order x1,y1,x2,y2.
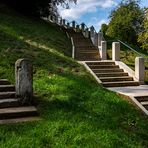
108,85,148,97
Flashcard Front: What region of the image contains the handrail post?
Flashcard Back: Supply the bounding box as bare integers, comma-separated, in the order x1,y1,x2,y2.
67,22,70,28
71,37,75,58
81,23,85,31
98,32,103,46
85,28,89,38
76,25,80,32
90,26,95,44
72,21,76,29
94,33,98,46
135,57,145,84
101,41,107,60
62,19,66,26
112,42,120,61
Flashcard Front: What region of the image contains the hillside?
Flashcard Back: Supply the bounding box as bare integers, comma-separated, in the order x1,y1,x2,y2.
0,3,148,148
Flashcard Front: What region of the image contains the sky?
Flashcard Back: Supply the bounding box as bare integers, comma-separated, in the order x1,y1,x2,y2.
58,0,148,32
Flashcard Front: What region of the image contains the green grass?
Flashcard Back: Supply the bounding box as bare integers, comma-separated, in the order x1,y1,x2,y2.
0,3,148,148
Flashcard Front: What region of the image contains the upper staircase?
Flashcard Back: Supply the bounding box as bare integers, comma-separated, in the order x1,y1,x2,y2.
66,28,100,61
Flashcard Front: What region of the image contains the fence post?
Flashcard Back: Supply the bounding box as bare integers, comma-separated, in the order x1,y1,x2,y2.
98,32,103,46
112,42,120,61
94,33,98,46
62,19,66,26
101,41,107,60
90,26,95,44
81,23,85,31
135,57,145,84
72,21,76,29
84,28,89,38
76,25,80,32
67,22,70,28
15,59,33,105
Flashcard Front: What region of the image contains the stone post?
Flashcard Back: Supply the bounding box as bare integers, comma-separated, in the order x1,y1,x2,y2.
98,32,103,46
62,19,66,26
135,57,145,84
112,42,120,61
101,41,107,60
67,22,70,28
72,21,76,29
85,28,89,38
76,25,80,32
90,26,95,44
94,33,98,46
15,59,33,105
81,23,85,31
60,19,62,26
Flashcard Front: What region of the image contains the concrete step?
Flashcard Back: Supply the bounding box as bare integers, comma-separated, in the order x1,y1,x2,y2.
75,53,100,61
102,81,139,87
0,106,38,119
96,72,128,77
86,62,115,66
76,50,99,54
92,68,124,73
100,76,133,82
0,79,10,85
0,92,15,99
0,117,40,125
141,101,148,105
0,85,15,92
135,96,148,102
88,65,119,69
0,99,19,108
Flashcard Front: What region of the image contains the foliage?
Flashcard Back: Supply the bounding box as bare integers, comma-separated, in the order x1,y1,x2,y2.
1,0,77,17
138,8,148,50
100,23,108,36
107,0,144,44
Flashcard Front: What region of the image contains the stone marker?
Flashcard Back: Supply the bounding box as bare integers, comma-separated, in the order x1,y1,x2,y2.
101,41,107,60
98,32,103,46
112,42,120,61
15,59,33,105
135,57,145,84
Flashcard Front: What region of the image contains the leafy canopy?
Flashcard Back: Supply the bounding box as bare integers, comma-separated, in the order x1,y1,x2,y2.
107,0,144,43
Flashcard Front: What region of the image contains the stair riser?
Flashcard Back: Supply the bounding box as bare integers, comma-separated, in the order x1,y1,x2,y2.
97,73,128,77
0,87,15,92
143,105,148,110
86,62,115,66
0,93,15,99
0,111,38,120
100,78,133,82
0,81,10,85
89,65,119,69
135,97,148,102
0,101,19,108
92,69,124,73
103,82,139,87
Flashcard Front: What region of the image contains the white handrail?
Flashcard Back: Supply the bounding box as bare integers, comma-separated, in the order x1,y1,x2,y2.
71,37,75,58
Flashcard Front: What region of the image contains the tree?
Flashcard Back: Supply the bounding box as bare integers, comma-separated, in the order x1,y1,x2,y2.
100,24,108,36
138,8,148,50
1,0,77,17
107,0,144,44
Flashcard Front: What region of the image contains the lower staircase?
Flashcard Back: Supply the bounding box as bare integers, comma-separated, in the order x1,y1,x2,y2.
0,79,38,124
85,61,140,87
66,28,100,61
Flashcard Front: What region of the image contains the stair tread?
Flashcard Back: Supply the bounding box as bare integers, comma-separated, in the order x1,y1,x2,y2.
102,81,138,84
0,98,18,103
0,85,14,87
0,106,37,114
141,101,148,105
96,72,127,74
0,117,40,124
0,92,15,95
99,76,132,79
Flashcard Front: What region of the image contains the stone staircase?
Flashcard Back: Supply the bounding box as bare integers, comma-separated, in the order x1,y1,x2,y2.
0,79,38,124
135,96,148,111
66,28,100,61
85,61,140,87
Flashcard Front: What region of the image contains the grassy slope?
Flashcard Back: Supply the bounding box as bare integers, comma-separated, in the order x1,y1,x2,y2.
0,4,148,148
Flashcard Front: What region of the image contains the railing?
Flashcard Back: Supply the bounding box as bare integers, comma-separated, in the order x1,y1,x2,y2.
41,14,105,58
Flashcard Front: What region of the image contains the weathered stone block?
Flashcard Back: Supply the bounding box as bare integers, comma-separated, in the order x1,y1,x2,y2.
15,59,33,105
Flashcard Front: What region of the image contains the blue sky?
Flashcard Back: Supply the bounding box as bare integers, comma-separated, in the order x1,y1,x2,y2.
58,0,148,31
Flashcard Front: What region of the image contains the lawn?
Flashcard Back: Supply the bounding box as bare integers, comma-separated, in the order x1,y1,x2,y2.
0,3,148,148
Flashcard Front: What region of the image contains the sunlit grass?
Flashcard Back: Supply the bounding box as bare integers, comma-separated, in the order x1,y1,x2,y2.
0,3,148,148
